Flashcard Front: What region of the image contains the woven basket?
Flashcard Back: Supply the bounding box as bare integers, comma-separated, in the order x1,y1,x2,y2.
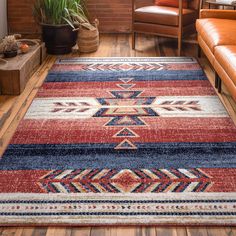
77,20,99,53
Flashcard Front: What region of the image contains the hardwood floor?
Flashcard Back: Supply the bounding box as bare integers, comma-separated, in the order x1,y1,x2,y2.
0,33,235,235
0,226,236,236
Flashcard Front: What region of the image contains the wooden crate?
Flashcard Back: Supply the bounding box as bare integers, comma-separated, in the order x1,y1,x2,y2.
0,43,46,95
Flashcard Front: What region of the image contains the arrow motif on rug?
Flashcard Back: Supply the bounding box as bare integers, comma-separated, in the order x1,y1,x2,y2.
52,102,91,113
114,139,137,150
39,169,212,193
157,101,202,111
117,84,136,90
113,128,139,138
83,63,164,71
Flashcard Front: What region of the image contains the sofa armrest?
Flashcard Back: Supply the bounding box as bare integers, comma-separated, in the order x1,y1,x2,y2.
200,9,236,20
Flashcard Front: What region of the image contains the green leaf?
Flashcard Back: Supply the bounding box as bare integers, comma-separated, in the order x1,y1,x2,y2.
33,0,92,26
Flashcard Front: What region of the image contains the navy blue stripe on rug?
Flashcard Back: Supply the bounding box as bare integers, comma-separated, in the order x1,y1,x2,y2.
1,142,236,170
45,70,207,83
0,212,235,216
0,199,235,204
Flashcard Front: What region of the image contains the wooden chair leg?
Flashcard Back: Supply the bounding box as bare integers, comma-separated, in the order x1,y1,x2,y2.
198,45,201,58
132,32,136,50
177,1,183,57
218,76,222,93
215,72,219,89
177,37,182,56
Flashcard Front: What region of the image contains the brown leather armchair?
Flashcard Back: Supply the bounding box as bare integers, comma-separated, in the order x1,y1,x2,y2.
132,0,202,56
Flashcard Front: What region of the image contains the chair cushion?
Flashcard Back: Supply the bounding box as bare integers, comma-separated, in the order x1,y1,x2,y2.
155,0,188,9
215,45,236,86
196,18,236,53
134,6,198,26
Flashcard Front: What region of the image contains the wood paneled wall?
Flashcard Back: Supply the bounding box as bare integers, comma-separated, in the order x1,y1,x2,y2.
7,0,132,34
7,0,41,34
0,0,8,38
87,0,132,32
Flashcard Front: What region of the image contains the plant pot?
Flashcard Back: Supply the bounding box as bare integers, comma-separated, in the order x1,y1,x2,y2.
77,27,99,53
42,24,77,55
4,50,18,58
77,21,99,53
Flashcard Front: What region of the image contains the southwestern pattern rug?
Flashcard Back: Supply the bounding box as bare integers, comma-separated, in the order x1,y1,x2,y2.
1,57,236,226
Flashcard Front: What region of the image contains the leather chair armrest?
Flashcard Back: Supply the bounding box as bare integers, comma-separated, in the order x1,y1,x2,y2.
200,9,236,19
132,0,154,10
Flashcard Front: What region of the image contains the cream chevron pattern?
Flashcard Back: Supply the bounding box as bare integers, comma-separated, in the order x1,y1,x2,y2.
38,169,212,194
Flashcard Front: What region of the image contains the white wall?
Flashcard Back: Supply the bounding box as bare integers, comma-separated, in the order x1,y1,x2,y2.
0,0,7,38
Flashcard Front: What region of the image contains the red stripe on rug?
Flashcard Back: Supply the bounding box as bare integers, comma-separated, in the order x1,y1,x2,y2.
0,170,47,193
0,168,235,193
37,81,215,98
205,168,236,192
11,118,236,144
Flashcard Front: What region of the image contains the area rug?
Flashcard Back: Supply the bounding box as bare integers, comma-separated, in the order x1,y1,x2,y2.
1,57,236,226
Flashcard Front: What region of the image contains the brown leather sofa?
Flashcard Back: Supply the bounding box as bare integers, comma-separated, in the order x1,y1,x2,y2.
196,9,236,102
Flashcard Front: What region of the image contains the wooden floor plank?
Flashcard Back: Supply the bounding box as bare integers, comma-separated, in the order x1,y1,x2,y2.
110,226,137,236
71,227,91,236
90,227,110,236
135,34,157,57
207,227,234,236
20,227,35,236
231,227,236,236
156,227,173,236
162,38,177,57
156,227,187,236
0,227,22,236
32,228,48,236
45,227,72,236
137,227,156,236
0,96,16,130
175,227,188,236
186,227,208,236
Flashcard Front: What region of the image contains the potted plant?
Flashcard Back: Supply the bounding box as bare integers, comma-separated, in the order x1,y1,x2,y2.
58,1,100,53
33,0,89,55
0,35,18,58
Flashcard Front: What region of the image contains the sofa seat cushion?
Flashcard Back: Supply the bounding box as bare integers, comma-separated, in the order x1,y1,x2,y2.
215,45,236,86
134,6,197,26
196,18,236,53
